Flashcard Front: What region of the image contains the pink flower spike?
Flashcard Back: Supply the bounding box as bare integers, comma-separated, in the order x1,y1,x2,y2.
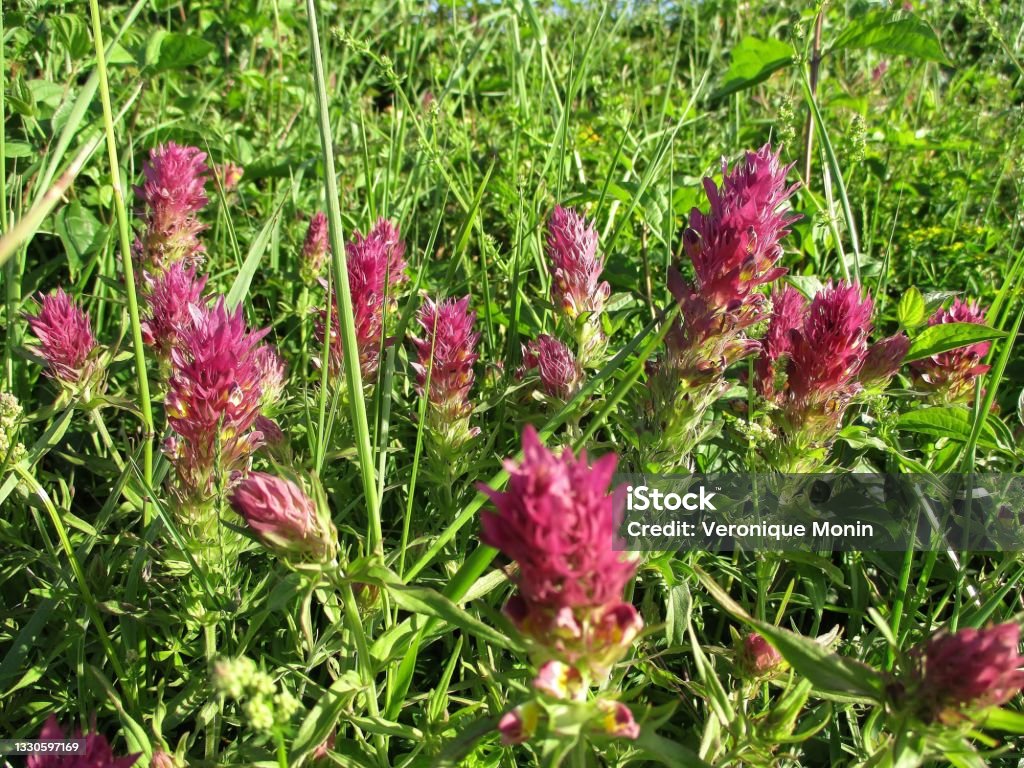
230,472,334,561
911,622,1024,723
28,715,140,768
523,334,583,400
754,285,807,399
301,212,330,284
411,295,480,422
479,425,635,613
859,333,910,387
910,298,991,402
546,205,609,321
253,344,288,409
24,288,99,385
140,263,209,361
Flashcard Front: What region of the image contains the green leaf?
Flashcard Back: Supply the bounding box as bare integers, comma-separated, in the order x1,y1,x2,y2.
55,201,105,278
898,286,926,330
977,707,1024,734
831,10,949,64
152,32,216,71
289,672,363,764
694,566,885,701
633,730,714,768
905,322,1004,363
225,200,283,310
713,37,795,99
895,406,1003,449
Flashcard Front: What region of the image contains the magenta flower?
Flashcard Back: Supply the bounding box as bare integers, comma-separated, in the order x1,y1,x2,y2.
533,660,585,701
907,623,1024,723
165,298,269,504
736,632,785,679
593,700,640,740
253,344,287,411
410,295,480,454
498,703,541,746
316,218,408,380
522,334,583,400
215,161,244,193
301,212,330,285
754,285,806,400
910,299,991,402
230,472,335,561
140,263,209,362
27,715,139,768
132,142,210,276
546,206,610,366
24,288,101,387
859,333,910,387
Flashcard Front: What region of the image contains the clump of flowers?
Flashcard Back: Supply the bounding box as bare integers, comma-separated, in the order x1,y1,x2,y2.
214,656,299,735
132,142,210,277
229,472,336,563
754,281,874,471
545,205,610,367
24,288,105,395
27,715,140,768
164,299,269,512
315,218,408,381
0,391,26,471
895,623,1024,725
140,263,210,365
300,211,330,285
410,295,480,465
521,334,583,401
910,298,991,402
644,145,798,468
480,426,642,745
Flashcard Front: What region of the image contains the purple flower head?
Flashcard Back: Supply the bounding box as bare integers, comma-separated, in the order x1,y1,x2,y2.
315,219,408,380
736,632,785,679
908,623,1024,723
910,299,991,402
859,333,910,387
684,144,798,314
253,344,287,410
786,281,873,406
140,263,209,361
165,298,269,501
480,426,635,612
498,702,541,745
24,288,100,386
546,205,610,321
301,212,330,284
230,472,335,561
522,334,583,400
411,295,480,422
132,142,210,275
28,715,140,768
754,285,807,400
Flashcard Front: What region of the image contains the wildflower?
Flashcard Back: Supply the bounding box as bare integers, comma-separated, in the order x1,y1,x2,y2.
301,212,330,285
410,295,480,456
859,333,910,387
480,426,640,679
132,142,210,276
27,715,140,768
910,299,991,402
546,206,610,365
498,702,541,745
522,334,583,400
644,145,798,466
149,753,178,768
906,623,1024,724
253,344,287,411
533,660,585,701
736,632,785,679
756,281,874,470
754,285,806,400
140,263,209,363
229,472,335,562
215,161,244,193
165,298,268,505
593,700,640,740
0,391,26,470
24,288,102,388
315,218,408,380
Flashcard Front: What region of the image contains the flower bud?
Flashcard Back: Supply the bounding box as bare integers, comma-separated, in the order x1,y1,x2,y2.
229,472,335,562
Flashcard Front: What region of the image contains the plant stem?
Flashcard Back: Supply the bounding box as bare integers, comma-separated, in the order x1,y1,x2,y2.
304,0,382,555
87,0,155,523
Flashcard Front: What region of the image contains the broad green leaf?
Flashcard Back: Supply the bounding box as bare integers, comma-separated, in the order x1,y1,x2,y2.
152,32,216,71
55,201,105,278
896,407,1002,449
978,707,1024,734
898,286,926,329
713,37,795,99
694,566,885,701
831,10,949,64
905,322,1004,363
